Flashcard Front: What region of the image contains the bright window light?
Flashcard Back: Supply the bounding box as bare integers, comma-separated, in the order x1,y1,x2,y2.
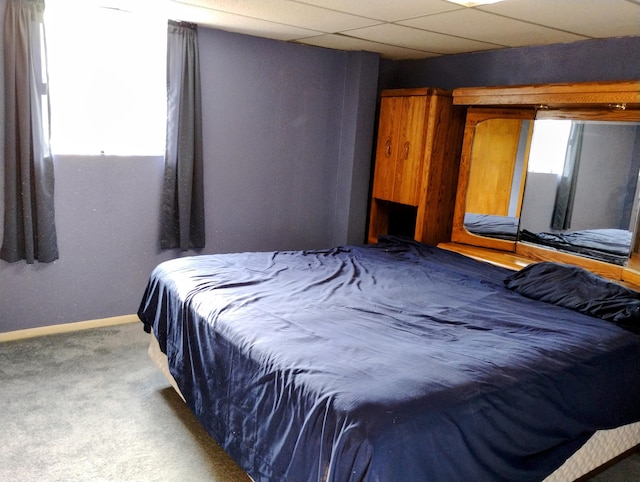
45,1,167,156
446,0,505,6
528,120,572,175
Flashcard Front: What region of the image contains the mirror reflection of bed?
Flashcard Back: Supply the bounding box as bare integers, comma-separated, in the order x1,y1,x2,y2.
463,115,640,266
519,118,640,265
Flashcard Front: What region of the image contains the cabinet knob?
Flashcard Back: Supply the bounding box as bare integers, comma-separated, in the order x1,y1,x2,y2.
385,139,392,157
403,141,410,160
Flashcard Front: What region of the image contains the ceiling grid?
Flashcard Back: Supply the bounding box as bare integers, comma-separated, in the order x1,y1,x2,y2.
164,0,640,59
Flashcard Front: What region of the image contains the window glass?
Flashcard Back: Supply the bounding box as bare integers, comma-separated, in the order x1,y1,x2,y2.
45,1,166,155
527,120,572,174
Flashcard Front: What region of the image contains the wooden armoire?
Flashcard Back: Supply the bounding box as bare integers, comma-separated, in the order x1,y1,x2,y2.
367,88,466,245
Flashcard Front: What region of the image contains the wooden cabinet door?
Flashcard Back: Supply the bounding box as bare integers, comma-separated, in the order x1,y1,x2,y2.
394,96,427,206
372,95,427,206
372,96,402,202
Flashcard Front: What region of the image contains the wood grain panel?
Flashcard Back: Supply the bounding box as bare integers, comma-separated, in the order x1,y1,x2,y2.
372,96,401,202
394,96,427,206
415,95,465,245
465,118,523,216
454,80,640,108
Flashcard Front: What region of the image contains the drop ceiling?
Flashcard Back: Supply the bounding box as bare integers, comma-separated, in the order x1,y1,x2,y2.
166,0,640,60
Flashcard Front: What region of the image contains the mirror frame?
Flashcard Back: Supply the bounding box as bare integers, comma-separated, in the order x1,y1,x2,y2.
452,107,535,251
449,81,640,284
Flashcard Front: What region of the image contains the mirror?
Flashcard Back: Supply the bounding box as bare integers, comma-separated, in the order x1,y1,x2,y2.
519,116,640,265
463,117,532,241
452,108,535,252
458,108,640,266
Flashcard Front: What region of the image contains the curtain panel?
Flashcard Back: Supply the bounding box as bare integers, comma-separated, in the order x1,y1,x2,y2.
1,0,58,263
551,122,585,231
160,20,205,250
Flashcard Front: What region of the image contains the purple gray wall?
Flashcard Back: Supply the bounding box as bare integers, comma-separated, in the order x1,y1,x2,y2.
0,14,379,331
380,36,640,91
1,1,638,333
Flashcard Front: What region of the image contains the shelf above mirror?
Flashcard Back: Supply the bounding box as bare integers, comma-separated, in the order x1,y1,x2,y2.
453,81,640,109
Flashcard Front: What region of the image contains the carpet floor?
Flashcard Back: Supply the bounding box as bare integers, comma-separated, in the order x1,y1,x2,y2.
0,322,638,481
1,322,249,481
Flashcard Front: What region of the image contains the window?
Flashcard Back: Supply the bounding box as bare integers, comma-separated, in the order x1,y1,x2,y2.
527,120,572,174
45,0,166,155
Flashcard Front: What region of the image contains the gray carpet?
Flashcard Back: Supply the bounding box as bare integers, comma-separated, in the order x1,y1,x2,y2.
0,322,638,481
0,322,249,481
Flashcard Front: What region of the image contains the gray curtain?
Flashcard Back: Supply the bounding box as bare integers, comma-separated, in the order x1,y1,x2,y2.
1,0,58,263
160,20,205,250
620,125,640,229
551,122,584,231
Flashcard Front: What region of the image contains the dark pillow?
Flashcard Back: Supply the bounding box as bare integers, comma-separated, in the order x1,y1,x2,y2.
504,262,640,333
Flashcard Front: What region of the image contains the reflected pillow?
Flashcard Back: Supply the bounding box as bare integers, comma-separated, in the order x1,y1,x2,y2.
504,262,640,333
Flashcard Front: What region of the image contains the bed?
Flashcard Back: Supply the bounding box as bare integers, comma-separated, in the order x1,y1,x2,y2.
463,212,519,240
462,215,632,266
137,236,640,481
519,228,633,266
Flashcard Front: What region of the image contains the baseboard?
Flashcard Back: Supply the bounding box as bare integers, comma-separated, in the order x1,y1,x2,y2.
0,314,139,342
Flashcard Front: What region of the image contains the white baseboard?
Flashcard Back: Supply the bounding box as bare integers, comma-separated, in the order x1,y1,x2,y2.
0,314,139,342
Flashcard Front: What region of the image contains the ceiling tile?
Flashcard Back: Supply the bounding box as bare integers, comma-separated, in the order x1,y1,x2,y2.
297,33,437,59
346,23,501,55
399,9,588,47
292,0,463,22
168,2,321,40
169,0,640,60
479,0,640,38
173,0,381,32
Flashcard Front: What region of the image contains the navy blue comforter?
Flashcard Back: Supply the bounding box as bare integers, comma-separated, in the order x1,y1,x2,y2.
138,238,640,482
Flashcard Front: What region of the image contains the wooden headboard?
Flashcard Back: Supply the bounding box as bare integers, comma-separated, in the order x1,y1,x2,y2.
440,80,640,288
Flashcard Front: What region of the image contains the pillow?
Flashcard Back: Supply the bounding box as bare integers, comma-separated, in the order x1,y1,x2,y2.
504,262,640,333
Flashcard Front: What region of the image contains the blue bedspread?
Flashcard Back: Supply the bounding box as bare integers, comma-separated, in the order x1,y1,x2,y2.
138,238,640,481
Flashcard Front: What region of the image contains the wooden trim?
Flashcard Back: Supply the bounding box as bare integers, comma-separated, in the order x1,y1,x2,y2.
453,80,640,107
381,87,452,98
622,267,640,288
515,243,624,281
440,241,640,290
536,109,640,122
0,314,139,342
451,227,516,252
438,242,530,271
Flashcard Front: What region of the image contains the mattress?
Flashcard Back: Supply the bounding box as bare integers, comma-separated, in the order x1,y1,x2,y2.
138,237,640,481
